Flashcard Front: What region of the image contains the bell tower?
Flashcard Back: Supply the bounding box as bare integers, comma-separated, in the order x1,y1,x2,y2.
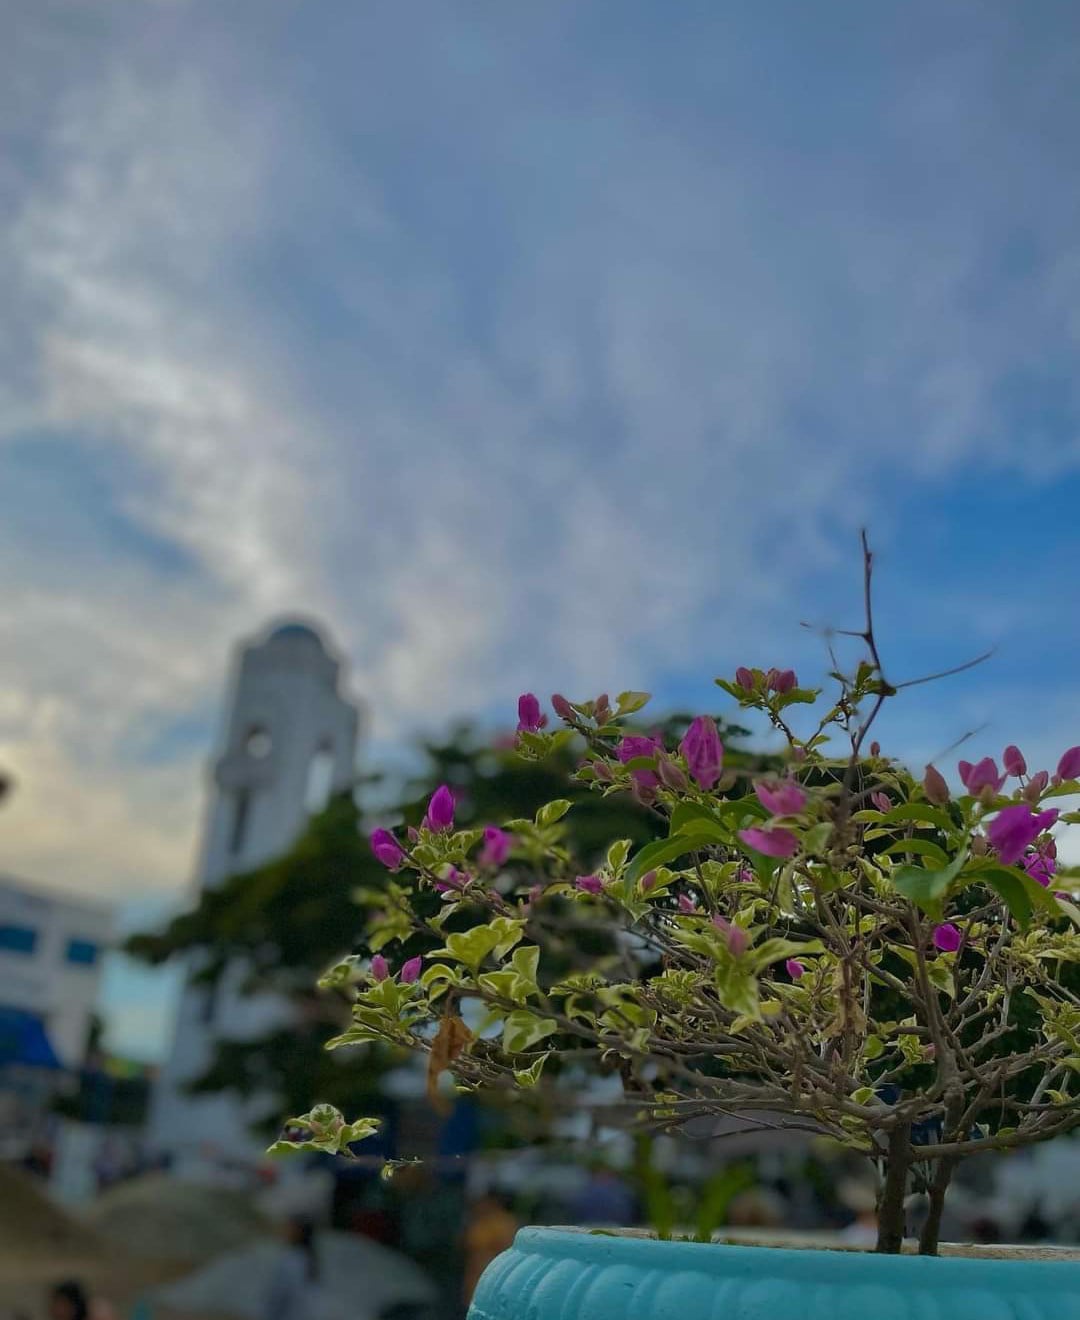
149,620,360,1168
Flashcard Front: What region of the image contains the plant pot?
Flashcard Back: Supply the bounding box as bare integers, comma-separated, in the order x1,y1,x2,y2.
467,1226,1080,1320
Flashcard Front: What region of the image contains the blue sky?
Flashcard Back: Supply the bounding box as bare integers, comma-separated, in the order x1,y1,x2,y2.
2,1,1080,1059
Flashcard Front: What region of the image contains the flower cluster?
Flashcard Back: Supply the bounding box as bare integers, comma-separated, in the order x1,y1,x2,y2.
288,638,1080,1257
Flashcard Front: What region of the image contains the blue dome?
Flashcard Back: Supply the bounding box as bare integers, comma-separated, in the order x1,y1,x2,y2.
268,621,324,645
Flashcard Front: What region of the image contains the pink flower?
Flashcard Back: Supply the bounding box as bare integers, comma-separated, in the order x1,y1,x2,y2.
932,924,961,953
479,826,512,867
1027,770,1050,798
738,826,798,858
616,734,663,791
754,781,807,817
677,893,697,914
1023,841,1057,888
370,954,389,982
1057,747,1080,782
785,958,805,980
370,828,405,871
575,874,603,895
712,914,748,957
958,757,1005,795
679,716,724,790
768,669,797,694
737,867,754,883
987,804,1059,867
423,784,455,832
734,667,755,691
640,870,658,892
401,956,422,984
923,765,951,807
871,791,891,813
517,693,546,733
1003,745,1027,778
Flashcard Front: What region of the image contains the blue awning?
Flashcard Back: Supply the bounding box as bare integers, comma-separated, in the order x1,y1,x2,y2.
0,1006,63,1069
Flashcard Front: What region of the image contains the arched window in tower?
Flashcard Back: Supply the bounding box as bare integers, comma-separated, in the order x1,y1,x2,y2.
304,741,336,814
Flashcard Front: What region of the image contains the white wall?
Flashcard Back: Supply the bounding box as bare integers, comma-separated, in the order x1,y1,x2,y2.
0,876,112,1067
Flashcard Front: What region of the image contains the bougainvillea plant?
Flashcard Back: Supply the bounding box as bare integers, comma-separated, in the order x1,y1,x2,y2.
274,541,1080,1255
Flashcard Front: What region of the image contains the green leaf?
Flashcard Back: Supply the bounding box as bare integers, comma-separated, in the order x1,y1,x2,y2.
627,832,722,882
616,690,651,716
747,937,824,975
802,822,834,856
513,1052,551,1088
862,1035,885,1061
877,838,950,866
536,799,572,827
879,802,955,832
607,839,632,873
434,918,524,972
889,850,967,916
975,865,1061,930
502,1011,558,1054
851,1087,876,1105
669,802,723,836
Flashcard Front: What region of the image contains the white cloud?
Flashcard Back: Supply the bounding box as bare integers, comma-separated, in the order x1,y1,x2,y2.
2,3,1080,917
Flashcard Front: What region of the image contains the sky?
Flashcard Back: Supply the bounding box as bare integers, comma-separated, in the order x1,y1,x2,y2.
2,1,1080,1060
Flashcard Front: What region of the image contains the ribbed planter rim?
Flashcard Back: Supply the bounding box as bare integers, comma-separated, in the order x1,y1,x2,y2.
512,1226,1080,1284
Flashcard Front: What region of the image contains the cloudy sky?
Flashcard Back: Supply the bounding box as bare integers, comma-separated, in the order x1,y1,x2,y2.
3,1,1080,1057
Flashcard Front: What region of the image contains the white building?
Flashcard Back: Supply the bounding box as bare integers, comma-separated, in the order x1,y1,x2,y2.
0,876,112,1069
149,620,360,1171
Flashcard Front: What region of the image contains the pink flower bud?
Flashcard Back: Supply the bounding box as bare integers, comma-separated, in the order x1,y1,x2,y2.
754,781,807,817
678,716,724,790
593,693,611,722
785,958,805,980
479,826,512,867
712,914,749,957
869,741,881,758
932,924,961,953
772,669,797,694
871,791,891,813
922,764,950,806
516,693,546,733
1057,747,1080,782
370,954,389,981
370,828,405,871
401,956,422,984
1003,745,1027,778
640,870,658,892
658,756,689,791
592,760,614,782
551,693,574,721
423,784,455,832
734,667,755,691
575,874,603,895
677,893,697,914
1026,770,1050,800
617,734,663,792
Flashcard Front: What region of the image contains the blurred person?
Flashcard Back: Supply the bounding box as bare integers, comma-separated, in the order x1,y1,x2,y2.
47,1284,88,1320
263,1216,321,1320
726,1187,786,1232
568,1164,637,1226
836,1179,878,1247
462,1193,519,1308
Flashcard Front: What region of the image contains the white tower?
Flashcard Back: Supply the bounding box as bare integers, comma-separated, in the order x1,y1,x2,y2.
150,620,360,1171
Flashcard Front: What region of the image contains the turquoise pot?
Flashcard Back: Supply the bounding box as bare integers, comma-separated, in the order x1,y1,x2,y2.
468,1227,1080,1320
